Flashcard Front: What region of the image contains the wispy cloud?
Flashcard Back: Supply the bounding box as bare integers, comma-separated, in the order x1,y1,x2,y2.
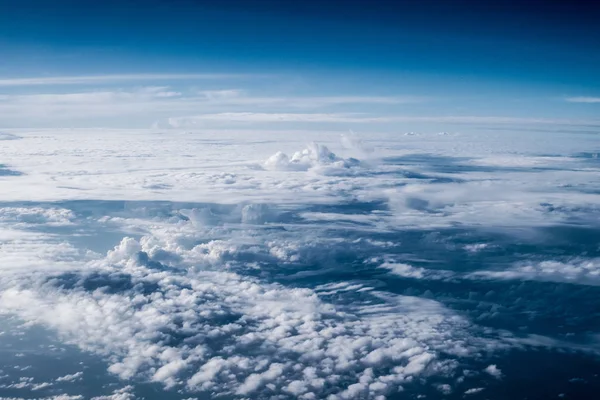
168,113,360,126
193,92,426,107
565,96,600,103
0,73,254,86
0,87,190,119
6,87,181,104
0,89,427,124
4,83,597,129
168,112,600,127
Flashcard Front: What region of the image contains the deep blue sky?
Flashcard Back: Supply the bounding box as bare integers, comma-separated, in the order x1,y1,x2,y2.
0,0,599,128
1,0,599,85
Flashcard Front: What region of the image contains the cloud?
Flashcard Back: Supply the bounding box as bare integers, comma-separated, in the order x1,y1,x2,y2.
0,74,253,87
90,386,136,400
199,89,245,100
484,365,502,379
0,232,481,398
56,372,83,382
0,207,75,230
0,87,191,121
263,142,360,172
0,89,424,126
0,195,500,399
4,80,599,129
1,127,599,398
8,87,181,104
168,112,363,126
192,90,423,108
168,112,600,127
465,387,485,395
565,96,600,103
379,262,453,280
0,132,22,140
469,258,600,286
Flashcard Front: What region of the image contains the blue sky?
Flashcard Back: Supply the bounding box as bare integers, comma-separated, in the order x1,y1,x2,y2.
0,0,599,129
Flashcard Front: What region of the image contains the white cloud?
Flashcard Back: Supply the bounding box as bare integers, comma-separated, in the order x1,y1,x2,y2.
465,387,484,395
56,372,83,382
0,127,598,398
264,142,360,172
90,386,136,400
0,211,490,398
565,96,600,103
199,89,245,100
193,94,427,107
168,112,600,127
7,87,181,104
0,88,426,126
0,132,22,140
32,382,53,390
0,207,75,226
469,259,600,286
0,74,252,86
484,365,502,379
378,262,454,280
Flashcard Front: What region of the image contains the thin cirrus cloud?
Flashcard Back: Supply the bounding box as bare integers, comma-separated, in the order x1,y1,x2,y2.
0,88,428,123
4,81,599,129
5,87,182,104
0,73,256,86
195,91,427,107
565,96,600,103
168,112,600,127
0,87,190,119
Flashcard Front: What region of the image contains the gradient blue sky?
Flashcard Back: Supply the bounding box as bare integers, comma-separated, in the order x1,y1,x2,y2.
1,0,599,130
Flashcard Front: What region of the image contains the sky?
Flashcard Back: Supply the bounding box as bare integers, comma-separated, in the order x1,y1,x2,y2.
0,0,599,130
1,2,600,398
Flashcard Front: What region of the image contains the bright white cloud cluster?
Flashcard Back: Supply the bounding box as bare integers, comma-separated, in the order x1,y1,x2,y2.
264,142,360,173
0,226,483,398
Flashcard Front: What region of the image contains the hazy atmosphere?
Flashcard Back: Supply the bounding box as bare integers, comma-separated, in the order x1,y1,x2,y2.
1,1,599,399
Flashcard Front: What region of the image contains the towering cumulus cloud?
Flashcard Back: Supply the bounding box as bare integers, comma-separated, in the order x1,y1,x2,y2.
264,142,361,173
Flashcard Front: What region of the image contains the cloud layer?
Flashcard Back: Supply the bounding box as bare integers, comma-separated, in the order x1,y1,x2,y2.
0,128,599,398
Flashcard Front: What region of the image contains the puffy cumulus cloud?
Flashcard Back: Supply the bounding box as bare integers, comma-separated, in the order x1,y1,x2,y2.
470,258,600,286
264,142,360,174
484,365,502,379
0,226,490,399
